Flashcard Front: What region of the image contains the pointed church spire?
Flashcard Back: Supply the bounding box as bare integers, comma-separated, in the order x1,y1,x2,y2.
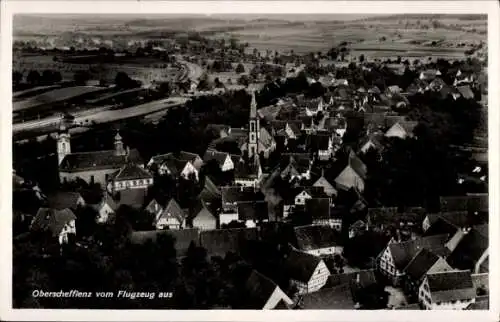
249,89,257,119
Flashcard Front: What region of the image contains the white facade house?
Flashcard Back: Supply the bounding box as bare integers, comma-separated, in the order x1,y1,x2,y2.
295,190,313,206
289,254,331,295
418,271,476,310
58,219,76,244
305,246,343,257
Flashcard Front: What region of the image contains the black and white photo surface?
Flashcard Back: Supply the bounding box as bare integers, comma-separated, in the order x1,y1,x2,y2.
4,1,498,319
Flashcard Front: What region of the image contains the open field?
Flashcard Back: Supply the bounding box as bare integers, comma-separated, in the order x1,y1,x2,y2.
13,54,182,84
13,86,111,111
14,15,486,59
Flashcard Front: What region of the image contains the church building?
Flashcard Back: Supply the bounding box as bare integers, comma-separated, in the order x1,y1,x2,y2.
57,123,144,187
240,90,276,158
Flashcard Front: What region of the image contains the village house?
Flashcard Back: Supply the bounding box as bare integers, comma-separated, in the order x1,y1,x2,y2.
284,249,331,295
233,157,263,187
305,198,341,230
144,198,164,219
188,199,217,231
106,162,154,208
203,149,234,172
280,155,312,181
147,151,203,180
198,176,222,209
46,191,86,212
299,283,354,309
418,270,476,310
446,225,488,274
58,129,143,186
402,248,454,301
358,130,384,154
31,208,77,244
242,270,294,309
237,200,269,228
334,151,367,192
384,121,418,139
220,186,260,224
377,234,450,286
90,193,117,224
422,211,470,233
312,171,338,197
348,219,367,238
293,224,343,256
154,198,186,230
306,133,335,161
294,186,327,206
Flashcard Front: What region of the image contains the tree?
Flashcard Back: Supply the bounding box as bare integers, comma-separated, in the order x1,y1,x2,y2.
27,70,40,86
74,70,91,85
13,71,23,86
359,54,365,63
238,75,250,87
115,71,138,89
235,63,245,74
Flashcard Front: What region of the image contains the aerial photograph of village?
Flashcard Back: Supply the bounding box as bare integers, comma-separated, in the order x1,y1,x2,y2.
12,13,489,310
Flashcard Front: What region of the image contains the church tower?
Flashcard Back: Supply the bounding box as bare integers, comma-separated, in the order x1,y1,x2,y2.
57,121,71,165
248,90,260,158
114,131,126,156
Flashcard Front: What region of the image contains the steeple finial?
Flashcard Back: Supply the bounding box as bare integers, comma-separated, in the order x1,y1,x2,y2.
249,89,257,118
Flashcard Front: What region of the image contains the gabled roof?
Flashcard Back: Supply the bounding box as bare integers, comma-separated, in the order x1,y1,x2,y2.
334,166,364,191
424,217,459,237
237,201,269,221
447,228,488,270
426,270,475,303
199,227,259,257
426,211,470,229
294,224,341,251
46,192,83,210
387,234,450,271
110,163,153,181
403,248,440,282
157,198,186,224
300,283,354,309
305,198,331,220
129,228,199,256
198,176,221,203
150,151,202,168
203,149,229,167
284,249,322,283
313,175,336,194
31,208,76,236
60,149,143,172
189,199,217,221
348,150,367,179
244,270,283,309
457,85,475,100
